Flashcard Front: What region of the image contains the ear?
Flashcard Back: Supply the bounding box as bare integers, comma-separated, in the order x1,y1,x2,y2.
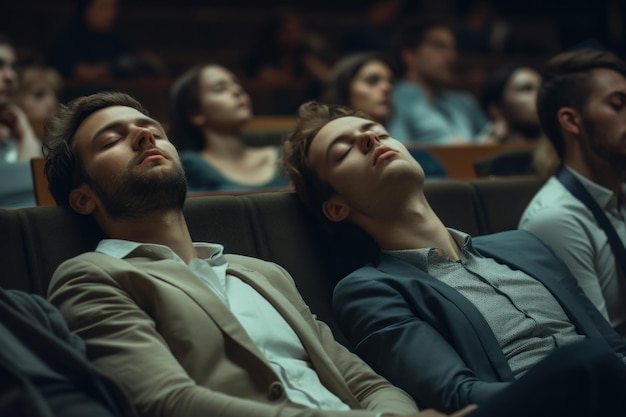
68,184,97,215
189,112,205,127
322,196,350,223
557,107,581,136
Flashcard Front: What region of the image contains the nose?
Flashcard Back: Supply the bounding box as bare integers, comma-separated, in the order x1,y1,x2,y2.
231,81,244,96
381,80,392,95
1,67,17,84
131,126,156,150
357,130,381,153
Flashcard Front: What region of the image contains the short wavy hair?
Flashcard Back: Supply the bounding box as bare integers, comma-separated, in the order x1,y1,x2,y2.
537,48,626,158
43,91,148,205
283,101,369,217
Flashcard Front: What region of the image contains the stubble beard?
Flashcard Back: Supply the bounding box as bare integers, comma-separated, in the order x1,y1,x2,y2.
87,162,188,219
582,117,626,169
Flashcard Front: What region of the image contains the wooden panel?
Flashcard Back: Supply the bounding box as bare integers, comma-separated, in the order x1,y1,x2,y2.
30,157,56,206
412,142,537,180
247,116,297,129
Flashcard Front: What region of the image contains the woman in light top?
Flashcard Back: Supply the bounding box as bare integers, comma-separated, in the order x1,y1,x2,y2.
169,64,289,192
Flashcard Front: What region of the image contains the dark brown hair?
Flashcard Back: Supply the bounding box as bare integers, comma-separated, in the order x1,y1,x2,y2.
283,101,368,216
43,91,148,205
537,48,626,158
168,64,212,151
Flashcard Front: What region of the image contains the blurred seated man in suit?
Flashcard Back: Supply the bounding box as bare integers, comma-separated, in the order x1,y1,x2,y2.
282,100,626,416
42,91,467,417
519,48,626,337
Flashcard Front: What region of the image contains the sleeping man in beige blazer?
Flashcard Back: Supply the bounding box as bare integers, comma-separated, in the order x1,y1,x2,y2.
42,92,472,417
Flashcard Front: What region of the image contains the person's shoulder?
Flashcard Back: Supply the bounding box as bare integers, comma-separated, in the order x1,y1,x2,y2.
520,178,588,229
393,81,426,99
441,89,481,108
53,251,132,279
0,288,47,313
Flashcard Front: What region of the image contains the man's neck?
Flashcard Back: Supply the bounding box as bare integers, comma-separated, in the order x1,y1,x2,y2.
202,127,247,161
101,210,197,263
358,195,461,261
566,154,624,201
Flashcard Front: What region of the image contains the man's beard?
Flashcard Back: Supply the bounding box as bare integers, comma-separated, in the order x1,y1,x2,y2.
582,116,626,168
86,163,188,219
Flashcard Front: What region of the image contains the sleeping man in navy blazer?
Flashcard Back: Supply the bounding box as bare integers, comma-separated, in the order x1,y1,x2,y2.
283,100,626,417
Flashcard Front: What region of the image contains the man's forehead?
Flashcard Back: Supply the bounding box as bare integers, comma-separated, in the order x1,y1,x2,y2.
589,68,626,91
314,116,373,143
75,106,147,140
308,116,376,166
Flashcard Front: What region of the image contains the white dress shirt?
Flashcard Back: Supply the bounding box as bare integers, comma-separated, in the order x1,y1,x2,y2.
519,166,626,336
96,239,351,411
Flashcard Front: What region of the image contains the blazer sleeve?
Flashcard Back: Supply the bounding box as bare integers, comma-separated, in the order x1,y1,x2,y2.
47,257,398,417
238,259,419,416
2,289,86,354
333,271,510,413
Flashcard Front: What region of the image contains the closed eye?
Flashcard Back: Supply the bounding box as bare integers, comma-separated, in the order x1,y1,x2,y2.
336,146,352,162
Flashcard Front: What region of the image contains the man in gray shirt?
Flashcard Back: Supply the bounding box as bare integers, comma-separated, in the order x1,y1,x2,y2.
283,100,626,416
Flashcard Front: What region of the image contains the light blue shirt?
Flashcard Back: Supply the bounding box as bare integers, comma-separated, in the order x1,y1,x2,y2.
96,239,351,412
388,80,488,145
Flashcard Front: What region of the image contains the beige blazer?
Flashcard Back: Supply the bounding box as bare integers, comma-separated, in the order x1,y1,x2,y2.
48,249,417,417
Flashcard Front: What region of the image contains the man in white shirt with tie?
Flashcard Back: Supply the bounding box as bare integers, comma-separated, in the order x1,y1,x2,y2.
520,48,626,337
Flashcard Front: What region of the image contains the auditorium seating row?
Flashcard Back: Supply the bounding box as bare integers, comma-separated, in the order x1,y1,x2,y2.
0,176,543,344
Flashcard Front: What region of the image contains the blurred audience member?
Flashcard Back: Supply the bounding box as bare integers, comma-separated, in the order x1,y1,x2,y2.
480,65,543,144
387,17,488,145
48,0,163,80
322,52,393,125
0,34,40,163
244,9,331,109
169,64,290,192
455,2,510,54
0,34,39,208
519,49,626,337
15,66,62,140
322,52,447,178
343,0,406,53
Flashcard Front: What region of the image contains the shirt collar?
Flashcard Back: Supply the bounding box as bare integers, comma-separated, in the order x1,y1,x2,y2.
96,239,227,266
384,228,476,272
564,165,626,210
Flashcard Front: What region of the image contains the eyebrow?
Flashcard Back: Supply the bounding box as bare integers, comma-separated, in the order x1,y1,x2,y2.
324,121,380,160
91,117,162,143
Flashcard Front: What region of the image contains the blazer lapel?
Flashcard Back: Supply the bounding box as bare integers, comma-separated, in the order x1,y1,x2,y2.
132,258,273,369
377,254,515,381
227,263,362,408
474,231,605,339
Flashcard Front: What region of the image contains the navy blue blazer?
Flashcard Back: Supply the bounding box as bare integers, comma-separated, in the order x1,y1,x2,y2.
333,230,626,413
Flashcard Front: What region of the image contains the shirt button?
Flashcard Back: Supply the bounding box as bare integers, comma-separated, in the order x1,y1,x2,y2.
268,381,283,401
